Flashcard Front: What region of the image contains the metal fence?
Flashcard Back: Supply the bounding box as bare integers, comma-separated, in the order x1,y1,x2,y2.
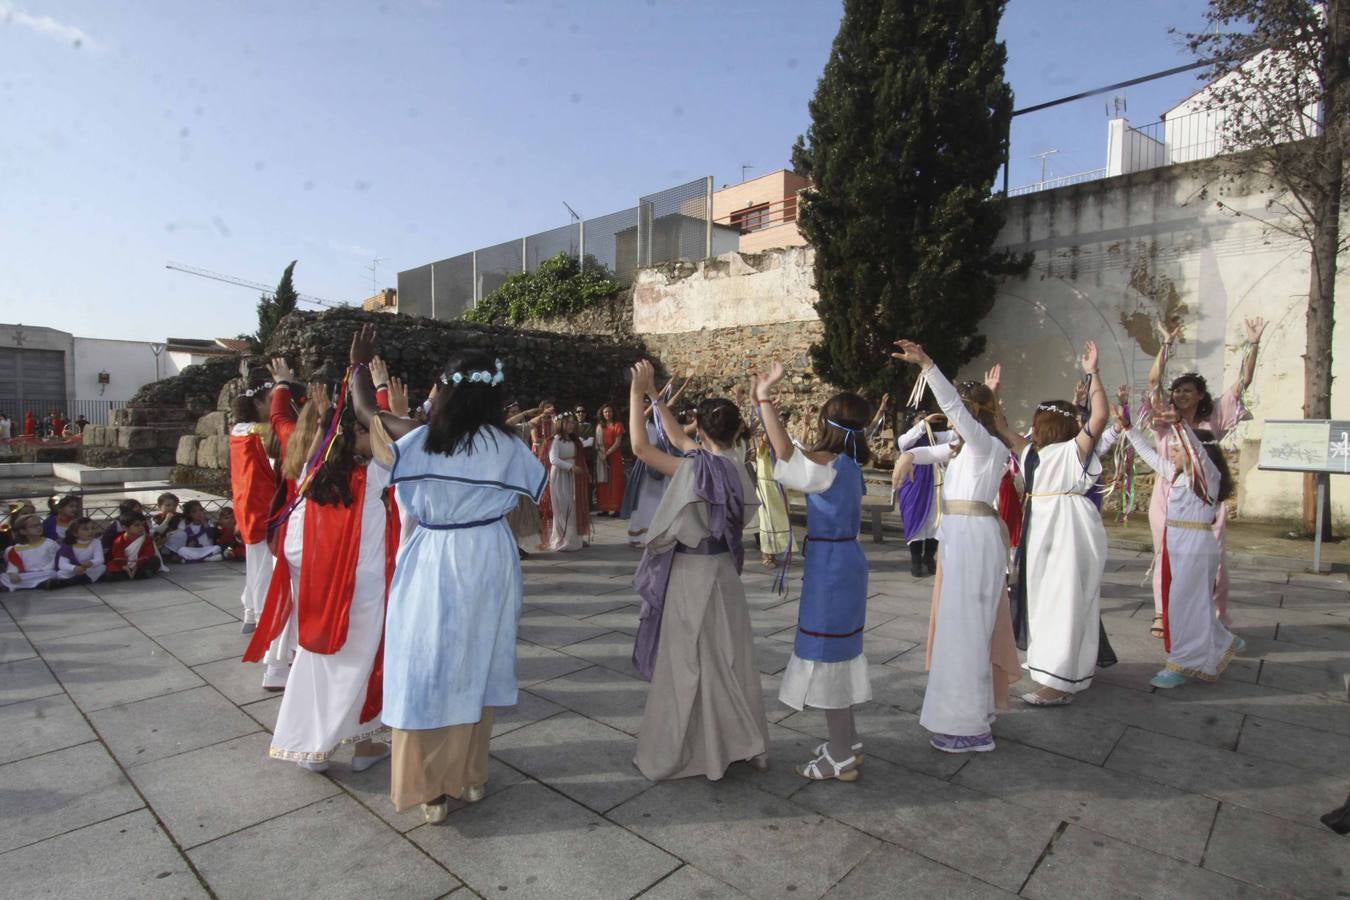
397,177,733,321
73,399,126,426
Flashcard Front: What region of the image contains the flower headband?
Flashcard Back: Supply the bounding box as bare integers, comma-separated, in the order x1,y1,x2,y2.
1036,403,1077,420
243,381,274,398
442,359,505,387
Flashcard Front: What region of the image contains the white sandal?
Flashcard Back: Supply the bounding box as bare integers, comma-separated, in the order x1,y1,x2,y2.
797,745,859,782
814,741,864,764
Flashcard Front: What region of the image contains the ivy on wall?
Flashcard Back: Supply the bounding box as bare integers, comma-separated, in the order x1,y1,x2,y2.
464,253,620,326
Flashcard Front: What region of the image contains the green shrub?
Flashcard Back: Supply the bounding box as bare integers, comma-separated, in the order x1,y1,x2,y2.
464,253,620,325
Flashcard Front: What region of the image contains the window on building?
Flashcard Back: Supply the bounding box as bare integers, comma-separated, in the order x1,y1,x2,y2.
729,203,771,234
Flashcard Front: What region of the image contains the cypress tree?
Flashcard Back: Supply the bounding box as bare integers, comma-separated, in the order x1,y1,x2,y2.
793,0,1027,398
253,260,299,352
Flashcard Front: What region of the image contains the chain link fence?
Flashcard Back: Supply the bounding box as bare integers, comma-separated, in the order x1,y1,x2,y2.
398,176,738,321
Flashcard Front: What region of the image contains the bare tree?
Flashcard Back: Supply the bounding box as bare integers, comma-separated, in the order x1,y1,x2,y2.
1178,0,1347,537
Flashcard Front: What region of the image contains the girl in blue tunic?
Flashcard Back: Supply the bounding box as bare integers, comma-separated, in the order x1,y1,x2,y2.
348,325,546,824
754,361,873,783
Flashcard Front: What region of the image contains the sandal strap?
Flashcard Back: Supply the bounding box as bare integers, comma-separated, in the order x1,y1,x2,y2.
803,745,857,779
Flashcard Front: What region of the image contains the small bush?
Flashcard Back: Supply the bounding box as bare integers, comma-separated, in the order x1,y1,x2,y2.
464,253,620,326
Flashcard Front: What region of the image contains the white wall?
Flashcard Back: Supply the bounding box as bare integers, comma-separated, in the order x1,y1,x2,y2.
632,246,818,333
72,338,167,405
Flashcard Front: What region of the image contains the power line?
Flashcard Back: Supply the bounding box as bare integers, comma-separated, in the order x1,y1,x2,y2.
165,262,349,309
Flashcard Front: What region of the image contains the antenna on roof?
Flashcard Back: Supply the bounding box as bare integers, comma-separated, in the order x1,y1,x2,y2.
1106,94,1128,117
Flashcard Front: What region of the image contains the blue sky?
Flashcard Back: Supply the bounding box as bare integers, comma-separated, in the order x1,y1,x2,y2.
1,0,1215,343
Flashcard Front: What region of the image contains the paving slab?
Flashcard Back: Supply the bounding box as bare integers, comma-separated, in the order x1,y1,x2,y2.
88,684,261,768
50,647,204,712
188,793,456,899
1259,655,1349,696
491,688,566,738
792,754,1058,893
953,740,1218,864
555,630,645,678
0,809,206,899
1105,727,1344,827
152,620,254,666
988,702,1127,765
327,755,527,834
0,742,143,854
1149,675,1350,737
822,842,1015,899
609,777,877,900
0,619,36,664
515,639,595,687
0,693,97,765
128,731,340,848
410,781,679,900
715,722,834,799
1234,714,1350,775
1070,681,1245,749
121,600,236,637
580,603,643,635
90,578,202,614
1021,823,1272,899
10,602,127,646
516,610,612,649
241,694,283,732
0,656,63,708
1202,801,1350,898
490,711,652,812
192,656,274,705
528,662,650,736
639,865,751,899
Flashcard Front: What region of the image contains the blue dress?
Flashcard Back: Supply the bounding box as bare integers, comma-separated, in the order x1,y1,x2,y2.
795,455,868,663
382,426,546,730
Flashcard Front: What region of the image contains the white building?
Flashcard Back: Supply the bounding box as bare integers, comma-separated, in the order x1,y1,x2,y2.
0,324,242,426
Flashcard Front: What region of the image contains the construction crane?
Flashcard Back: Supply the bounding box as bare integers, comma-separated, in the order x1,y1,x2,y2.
165,262,350,309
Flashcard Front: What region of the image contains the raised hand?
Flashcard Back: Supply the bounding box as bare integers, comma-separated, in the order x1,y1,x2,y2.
1112,405,1129,431
1157,318,1182,345
983,364,1002,393
1154,407,1179,426
891,452,916,490
890,340,932,368
1116,383,1130,406
630,360,658,396
1080,340,1099,374
1074,381,1088,406
307,382,331,417
386,376,410,418
1243,316,1267,343
753,362,786,400
349,324,377,366
369,356,390,388
878,392,891,410
268,356,296,385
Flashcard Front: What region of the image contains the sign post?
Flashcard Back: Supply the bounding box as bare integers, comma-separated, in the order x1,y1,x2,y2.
1256,419,1347,573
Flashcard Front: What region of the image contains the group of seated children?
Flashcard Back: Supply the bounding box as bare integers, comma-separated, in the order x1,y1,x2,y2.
0,492,245,592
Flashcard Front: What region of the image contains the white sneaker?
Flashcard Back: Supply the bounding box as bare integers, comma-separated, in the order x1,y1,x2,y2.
262,663,289,691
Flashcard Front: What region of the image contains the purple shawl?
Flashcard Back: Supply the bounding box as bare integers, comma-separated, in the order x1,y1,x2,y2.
897,434,937,543
631,451,746,680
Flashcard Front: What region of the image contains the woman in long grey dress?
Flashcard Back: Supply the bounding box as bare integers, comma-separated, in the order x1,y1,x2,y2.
628,360,769,781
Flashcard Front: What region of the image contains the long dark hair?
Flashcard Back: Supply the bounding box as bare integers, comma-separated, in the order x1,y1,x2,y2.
695,397,742,447
306,406,358,507
1170,373,1215,421
63,516,95,545
811,391,873,465
1192,428,1234,504
424,351,507,456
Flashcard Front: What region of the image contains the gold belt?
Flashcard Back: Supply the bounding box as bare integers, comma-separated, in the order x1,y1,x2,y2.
1027,490,1086,498
941,500,998,518
1167,518,1213,531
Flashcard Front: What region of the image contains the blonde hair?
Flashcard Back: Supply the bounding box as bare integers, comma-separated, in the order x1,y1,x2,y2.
282,401,322,481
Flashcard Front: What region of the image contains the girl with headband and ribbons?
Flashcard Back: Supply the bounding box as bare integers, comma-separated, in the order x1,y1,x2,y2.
754,360,873,782
892,339,1019,754
347,325,545,825
1140,316,1266,636
991,344,1112,707
229,373,281,634
1125,418,1241,689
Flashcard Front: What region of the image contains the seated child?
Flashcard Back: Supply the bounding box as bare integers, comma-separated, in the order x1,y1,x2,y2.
174,501,222,563
149,492,187,555
44,494,82,541
106,515,162,581
57,516,106,584
214,507,245,560
2,513,60,591
1,501,38,555
102,499,144,552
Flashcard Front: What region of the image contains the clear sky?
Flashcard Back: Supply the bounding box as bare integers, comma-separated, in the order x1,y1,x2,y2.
1,0,1215,344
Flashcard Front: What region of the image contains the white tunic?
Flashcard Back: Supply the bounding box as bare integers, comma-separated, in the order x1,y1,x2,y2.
918,366,1011,737
897,423,957,543
58,540,106,583
545,439,585,552
270,463,392,761
1021,441,1107,693
3,539,60,591
1126,428,1238,680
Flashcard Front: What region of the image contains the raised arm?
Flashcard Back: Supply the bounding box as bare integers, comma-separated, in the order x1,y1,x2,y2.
628,361,683,477
348,325,416,440
653,394,698,454
1124,426,1168,477
892,340,995,454
1074,341,1109,462
865,393,890,438
1235,316,1265,394
751,362,795,462
1147,319,1181,401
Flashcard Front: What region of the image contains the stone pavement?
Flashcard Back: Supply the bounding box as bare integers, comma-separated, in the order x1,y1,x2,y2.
2,516,1348,899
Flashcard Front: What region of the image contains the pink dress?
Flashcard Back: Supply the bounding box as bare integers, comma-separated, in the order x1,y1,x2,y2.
1140,386,1248,624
